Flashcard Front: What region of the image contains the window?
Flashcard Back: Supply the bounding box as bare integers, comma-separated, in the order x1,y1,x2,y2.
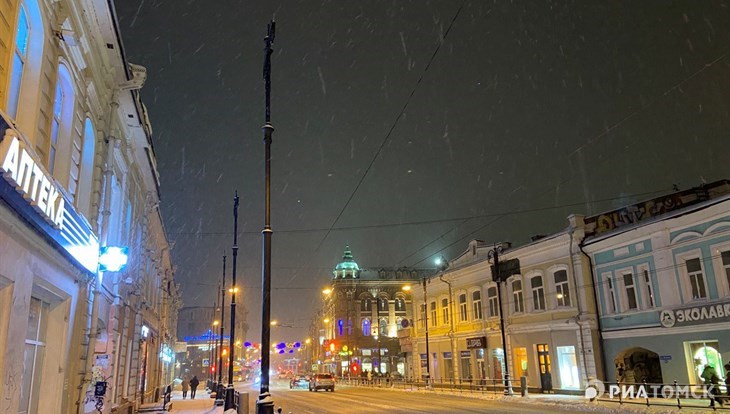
378,297,389,313
556,346,580,389
623,273,638,310
378,318,387,336
430,301,437,327
554,270,571,307
49,80,63,173
487,287,498,318
394,298,406,312
722,251,730,292
361,298,371,312
531,275,545,311
458,293,467,322
419,303,426,329
8,6,29,118
642,269,655,308
606,275,617,314
686,258,707,300
472,290,483,320
19,297,48,414
49,64,74,175
512,279,524,313
441,298,449,324
362,318,371,336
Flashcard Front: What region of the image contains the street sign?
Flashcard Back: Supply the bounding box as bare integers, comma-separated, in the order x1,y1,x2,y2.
94,382,107,397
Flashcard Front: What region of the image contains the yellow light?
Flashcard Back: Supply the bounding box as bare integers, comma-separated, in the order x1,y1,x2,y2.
213,320,219,326
323,318,330,324
222,349,228,356
322,288,332,295
236,340,241,346
229,287,240,293
401,285,412,292
557,293,564,299
271,320,278,326
305,338,311,344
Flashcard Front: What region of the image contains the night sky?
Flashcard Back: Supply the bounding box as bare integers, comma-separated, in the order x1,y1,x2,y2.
115,0,730,343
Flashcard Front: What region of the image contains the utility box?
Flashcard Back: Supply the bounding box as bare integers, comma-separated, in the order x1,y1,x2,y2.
520,376,528,397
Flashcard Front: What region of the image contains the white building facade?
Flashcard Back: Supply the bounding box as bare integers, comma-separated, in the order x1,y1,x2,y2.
0,0,179,413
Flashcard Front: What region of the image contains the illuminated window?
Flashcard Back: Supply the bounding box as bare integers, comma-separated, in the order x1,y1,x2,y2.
554,270,571,307
361,318,370,336
361,298,371,311
430,301,437,327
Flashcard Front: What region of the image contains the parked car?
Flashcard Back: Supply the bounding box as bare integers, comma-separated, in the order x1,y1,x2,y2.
289,375,310,389
309,373,335,392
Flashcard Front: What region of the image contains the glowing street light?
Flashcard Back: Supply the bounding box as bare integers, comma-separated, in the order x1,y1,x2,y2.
213,320,220,326
322,288,332,295
270,320,278,326
229,286,240,294
323,318,330,324
401,285,412,292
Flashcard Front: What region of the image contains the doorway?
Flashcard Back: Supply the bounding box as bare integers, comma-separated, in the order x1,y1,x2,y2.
537,344,553,392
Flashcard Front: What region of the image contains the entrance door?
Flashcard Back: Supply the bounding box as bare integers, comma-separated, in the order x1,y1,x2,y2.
537,344,553,392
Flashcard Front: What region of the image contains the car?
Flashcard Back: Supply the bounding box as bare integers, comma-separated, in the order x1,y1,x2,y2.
309,373,335,392
289,375,309,389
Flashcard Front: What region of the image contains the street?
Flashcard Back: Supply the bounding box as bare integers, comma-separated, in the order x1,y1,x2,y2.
238,380,581,414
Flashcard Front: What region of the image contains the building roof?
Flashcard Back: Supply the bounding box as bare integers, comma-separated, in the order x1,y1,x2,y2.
334,245,360,272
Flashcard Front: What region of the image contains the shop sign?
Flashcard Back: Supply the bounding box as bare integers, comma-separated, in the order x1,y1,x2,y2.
466,336,487,349
0,115,99,274
460,351,471,358
660,301,730,328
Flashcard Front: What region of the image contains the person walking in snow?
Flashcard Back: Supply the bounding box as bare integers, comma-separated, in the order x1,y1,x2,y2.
701,364,723,408
181,377,189,399
189,375,200,399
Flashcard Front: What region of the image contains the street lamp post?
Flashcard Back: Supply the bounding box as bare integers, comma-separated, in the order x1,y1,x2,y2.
421,277,432,389
256,20,276,414
487,244,514,396
224,193,239,409
216,255,227,405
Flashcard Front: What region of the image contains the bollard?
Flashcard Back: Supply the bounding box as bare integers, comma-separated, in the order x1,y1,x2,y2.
520,376,528,397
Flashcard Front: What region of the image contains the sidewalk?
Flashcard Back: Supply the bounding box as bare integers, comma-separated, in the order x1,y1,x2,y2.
167,390,223,414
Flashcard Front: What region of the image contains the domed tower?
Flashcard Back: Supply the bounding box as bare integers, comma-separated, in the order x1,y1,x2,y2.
333,245,360,279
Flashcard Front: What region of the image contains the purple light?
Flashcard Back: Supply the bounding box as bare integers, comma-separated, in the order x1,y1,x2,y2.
293,342,301,348
244,341,252,348
278,350,285,354
276,342,286,349
288,349,294,354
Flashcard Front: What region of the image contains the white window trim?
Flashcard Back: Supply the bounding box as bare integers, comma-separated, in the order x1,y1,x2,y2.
548,264,573,309
615,266,639,313
486,284,499,319
457,291,468,322
525,270,546,313
636,264,656,310
601,271,618,315
710,240,730,298
675,249,710,303
470,288,483,320
509,275,525,315
440,296,450,326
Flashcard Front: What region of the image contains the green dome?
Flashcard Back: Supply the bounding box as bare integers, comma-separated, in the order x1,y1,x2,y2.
334,245,360,276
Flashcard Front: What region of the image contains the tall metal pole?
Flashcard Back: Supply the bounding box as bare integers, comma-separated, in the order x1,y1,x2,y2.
422,277,431,389
216,255,227,405
256,20,276,414
224,193,239,409
489,246,514,396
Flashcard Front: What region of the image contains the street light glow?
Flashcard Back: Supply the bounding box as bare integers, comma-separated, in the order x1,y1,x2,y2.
213,320,219,326
270,320,278,326
322,288,332,295
228,286,240,293
402,285,411,292
323,318,330,324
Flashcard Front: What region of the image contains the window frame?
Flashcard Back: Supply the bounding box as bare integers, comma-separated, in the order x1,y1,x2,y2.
441,297,449,325
553,268,572,308
458,292,468,322
511,277,524,314
530,274,546,312
8,4,30,119
487,286,498,318
620,270,639,311
471,289,483,320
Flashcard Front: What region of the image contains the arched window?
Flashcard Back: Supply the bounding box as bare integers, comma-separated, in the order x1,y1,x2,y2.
472,290,483,320
361,298,371,312
487,287,498,317
361,318,371,336
74,117,97,211
554,270,571,307
49,64,74,174
512,279,524,313
458,293,468,321
377,297,389,313
379,319,387,336
394,298,406,312
7,0,43,128
531,275,545,311
441,298,449,324
8,5,29,118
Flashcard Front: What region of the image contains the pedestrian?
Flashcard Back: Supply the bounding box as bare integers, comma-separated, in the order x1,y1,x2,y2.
701,364,722,408
181,376,189,399
367,370,372,384
189,375,200,399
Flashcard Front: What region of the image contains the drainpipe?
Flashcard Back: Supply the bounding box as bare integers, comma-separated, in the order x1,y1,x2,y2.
568,230,590,385
578,240,607,382
439,275,459,382
76,90,119,414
